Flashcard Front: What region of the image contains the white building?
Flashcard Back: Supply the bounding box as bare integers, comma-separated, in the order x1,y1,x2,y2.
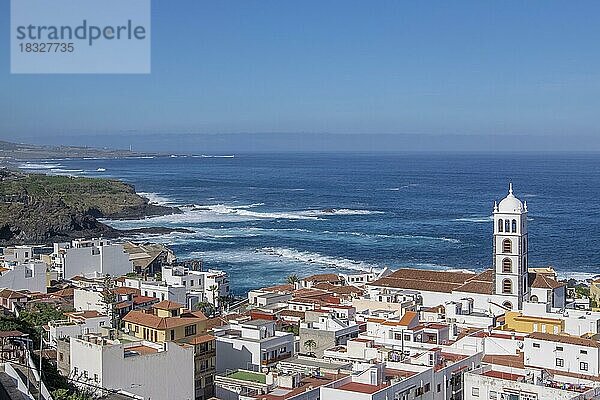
140,280,187,304
73,288,106,314
213,319,295,372
320,347,482,400
163,265,230,306
299,312,360,357
2,245,35,264
523,332,600,379
48,310,111,347
53,239,132,279
0,261,47,293
464,364,600,400
248,289,292,307
70,334,195,400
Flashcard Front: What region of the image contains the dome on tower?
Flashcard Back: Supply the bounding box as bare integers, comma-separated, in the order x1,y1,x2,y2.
497,183,524,213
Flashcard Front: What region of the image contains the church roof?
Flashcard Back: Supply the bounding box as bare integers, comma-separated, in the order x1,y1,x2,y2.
531,274,564,290
370,268,497,295
454,269,495,295
369,269,476,293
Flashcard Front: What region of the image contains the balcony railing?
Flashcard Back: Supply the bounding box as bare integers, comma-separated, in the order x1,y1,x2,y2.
260,352,291,365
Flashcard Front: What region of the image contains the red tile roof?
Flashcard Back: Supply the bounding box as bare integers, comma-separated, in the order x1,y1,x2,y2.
337,382,384,394
123,310,206,330
302,273,341,283
399,311,418,326
154,300,184,310
531,274,564,290
528,332,600,348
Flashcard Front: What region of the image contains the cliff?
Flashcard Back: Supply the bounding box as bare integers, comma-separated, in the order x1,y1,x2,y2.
0,169,180,244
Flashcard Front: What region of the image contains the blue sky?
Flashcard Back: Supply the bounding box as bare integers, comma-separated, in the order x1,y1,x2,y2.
1,1,599,149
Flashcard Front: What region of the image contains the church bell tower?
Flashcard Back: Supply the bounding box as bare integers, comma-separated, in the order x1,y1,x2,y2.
493,183,529,310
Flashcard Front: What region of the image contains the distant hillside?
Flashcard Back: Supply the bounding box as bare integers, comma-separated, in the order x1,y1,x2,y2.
0,140,150,160
0,169,180,244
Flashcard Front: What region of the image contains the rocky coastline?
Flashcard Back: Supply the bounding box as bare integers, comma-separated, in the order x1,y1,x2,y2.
0,168,183,245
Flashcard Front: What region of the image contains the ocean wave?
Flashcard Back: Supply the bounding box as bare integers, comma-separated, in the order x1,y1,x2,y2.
19,162,62,170
258,247,383,273
315,209,384,216
454,216,493,223
138,192,175,206
555,270,600,282
192,154,235,158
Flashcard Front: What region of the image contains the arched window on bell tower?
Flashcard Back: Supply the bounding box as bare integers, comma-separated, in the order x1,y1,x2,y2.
503,239,512,253
502,258,512,273
502,279,512,294
512,219,517,233
498,219,503,232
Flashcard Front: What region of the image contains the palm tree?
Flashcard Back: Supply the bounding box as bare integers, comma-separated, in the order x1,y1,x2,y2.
196,301,216,317
303,339,317,356
286,274,300,286
209,285,219,312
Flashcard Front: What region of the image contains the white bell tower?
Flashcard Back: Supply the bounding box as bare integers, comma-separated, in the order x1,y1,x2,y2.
493,183,529,310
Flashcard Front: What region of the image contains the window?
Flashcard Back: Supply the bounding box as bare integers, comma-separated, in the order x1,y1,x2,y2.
580,362,589,371
502,279,512,294
555,346,563,351
530,295,538,302
503,239,512,253
471,387,479,397
505,220,510,232
190,280,194,286
512,219,517,233
437,383,441,393
424,383,430,393
489,391,498,400
533,343,540,348
502,258,512,273
59,352,64,362
498,219,503,232
503,301,513,310
581,350,588,355
556,358,564,367
185,324,197,337
170,330,175,340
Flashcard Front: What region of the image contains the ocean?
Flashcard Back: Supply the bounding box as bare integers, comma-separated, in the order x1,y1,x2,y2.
19,153,600,295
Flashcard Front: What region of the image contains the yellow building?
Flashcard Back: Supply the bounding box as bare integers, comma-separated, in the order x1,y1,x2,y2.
122,300,215,400
502,311,564,334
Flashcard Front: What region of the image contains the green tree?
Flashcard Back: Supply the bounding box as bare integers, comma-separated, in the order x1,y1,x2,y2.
196,301,216,317
303,339,317,356
286,274,300,285
100,275,118,328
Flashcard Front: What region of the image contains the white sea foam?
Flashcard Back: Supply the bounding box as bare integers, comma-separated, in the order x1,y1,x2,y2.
19,162,62,170
96,168,107,172
192,154,235,158
316,209,384,216
454,216,493,223
138,192,175,206
258,247,383,273
555,270,600,282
